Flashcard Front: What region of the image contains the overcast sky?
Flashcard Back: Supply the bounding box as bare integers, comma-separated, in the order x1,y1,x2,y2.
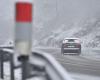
1,0,100,20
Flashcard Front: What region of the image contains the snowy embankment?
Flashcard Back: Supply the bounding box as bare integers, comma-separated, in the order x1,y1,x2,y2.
33,18,100,49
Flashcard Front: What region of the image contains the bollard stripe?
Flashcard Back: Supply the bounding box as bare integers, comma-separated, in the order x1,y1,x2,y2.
15,22,32,41
15,22,32,55
16,3,32,22
15,41,31,55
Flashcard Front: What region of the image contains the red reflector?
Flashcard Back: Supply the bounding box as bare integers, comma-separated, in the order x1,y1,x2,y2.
16,3,32,22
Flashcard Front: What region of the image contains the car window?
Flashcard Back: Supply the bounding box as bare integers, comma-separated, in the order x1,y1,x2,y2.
68,39,75,42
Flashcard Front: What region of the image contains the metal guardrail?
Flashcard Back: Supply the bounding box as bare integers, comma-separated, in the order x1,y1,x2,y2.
0,47,74,80
31,50,74,80
0,48,20,80
0,49,14,80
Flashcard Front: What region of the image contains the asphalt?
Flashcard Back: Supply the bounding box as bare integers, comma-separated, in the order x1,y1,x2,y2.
38,48,100,77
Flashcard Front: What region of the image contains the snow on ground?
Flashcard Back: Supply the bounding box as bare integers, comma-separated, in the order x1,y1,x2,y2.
2,62,21,80
1,62,100,80
32,17,100,48
34,47,100,61
0,47,100,80
71,73,100,80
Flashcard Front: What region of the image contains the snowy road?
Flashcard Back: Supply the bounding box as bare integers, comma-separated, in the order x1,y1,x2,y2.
35,47,100,79
1,47,100,80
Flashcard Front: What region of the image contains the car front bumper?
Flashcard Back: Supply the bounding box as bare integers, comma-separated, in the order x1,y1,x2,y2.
62,48,80,53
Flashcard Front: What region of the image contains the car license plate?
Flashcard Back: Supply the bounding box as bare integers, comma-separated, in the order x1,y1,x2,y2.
68,46,75,48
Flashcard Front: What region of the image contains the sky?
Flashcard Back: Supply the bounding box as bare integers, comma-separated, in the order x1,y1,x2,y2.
1,0,100,20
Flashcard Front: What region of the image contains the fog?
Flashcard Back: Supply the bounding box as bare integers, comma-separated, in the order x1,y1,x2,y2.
34,0,100,23
0,0,100,45
1,0,100,21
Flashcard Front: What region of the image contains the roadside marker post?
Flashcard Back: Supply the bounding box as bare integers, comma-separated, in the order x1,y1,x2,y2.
15,0,33,80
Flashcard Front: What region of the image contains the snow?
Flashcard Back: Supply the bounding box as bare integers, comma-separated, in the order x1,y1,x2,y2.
31,0,100,48
34,18,100,48
71,73,100,80
0,0,100,80
2,62,100,80
2,62,21,80
1,0,100,48
0,47,100,80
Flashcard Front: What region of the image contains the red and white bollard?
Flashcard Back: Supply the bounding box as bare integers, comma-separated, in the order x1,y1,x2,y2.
15,0,33,60
15,0,33,80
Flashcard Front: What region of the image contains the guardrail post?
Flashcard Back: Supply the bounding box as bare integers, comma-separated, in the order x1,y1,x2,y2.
0,50,4,79
18,56,29,80
22,59,28,80
10,54,14,80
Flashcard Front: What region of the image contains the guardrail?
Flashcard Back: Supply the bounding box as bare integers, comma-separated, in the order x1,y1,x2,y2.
0,47,74,80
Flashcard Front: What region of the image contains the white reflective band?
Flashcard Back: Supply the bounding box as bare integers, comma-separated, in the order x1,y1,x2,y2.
15,41,31,55
15,0,33,3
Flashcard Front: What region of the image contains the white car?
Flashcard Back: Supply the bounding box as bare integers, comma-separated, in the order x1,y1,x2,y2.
61,38,81,55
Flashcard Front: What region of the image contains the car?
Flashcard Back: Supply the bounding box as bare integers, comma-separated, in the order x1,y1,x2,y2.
61,38,81,55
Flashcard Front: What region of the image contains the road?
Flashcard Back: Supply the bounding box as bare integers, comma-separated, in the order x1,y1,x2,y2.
1,47,100,80
37,48,100,77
